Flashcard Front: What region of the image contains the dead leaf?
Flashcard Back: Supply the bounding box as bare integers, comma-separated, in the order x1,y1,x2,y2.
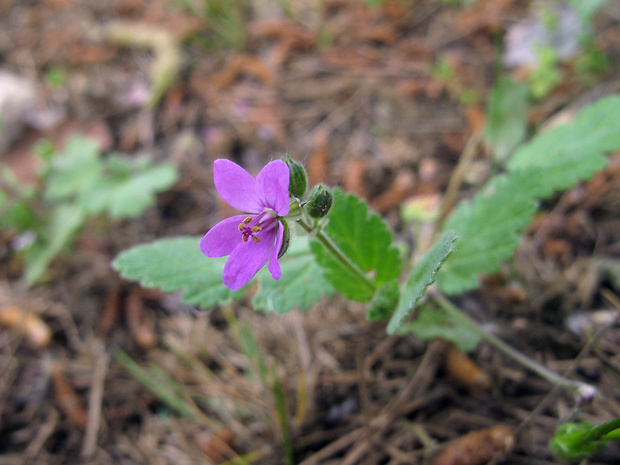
431,425,514,465
0,305,52,349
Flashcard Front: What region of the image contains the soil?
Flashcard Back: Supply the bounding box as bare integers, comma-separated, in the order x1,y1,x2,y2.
1,1,620,464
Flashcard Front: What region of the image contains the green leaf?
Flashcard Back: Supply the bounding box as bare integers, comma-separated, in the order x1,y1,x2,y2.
366,280,400,322
310,189,401,302
438,172,539,294
45,135,102,200
23,203,85,286
253,236,334,313
396,305,481,352
484,77,529,163
80,155,178,219
112,236,244,308
439,95,620,295
507,94,620,198
387,231,457,334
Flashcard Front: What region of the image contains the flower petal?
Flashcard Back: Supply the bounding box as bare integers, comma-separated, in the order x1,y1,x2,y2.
256,160,290,215
223,230,276,290
200,215,247,257
213,159,262,213
267,221,284,280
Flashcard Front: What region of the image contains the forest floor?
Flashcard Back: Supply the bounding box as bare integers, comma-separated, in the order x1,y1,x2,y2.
1,1,620,464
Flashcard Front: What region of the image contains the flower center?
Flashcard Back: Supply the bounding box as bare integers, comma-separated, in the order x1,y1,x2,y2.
237,208,277,243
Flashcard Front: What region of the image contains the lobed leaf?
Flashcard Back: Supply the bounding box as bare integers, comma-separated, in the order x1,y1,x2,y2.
310,189,401,302
484,77,529,163
113,235,332,312
45,135,102,200
387,230,457,334
80,155,178,219
113,236,244,308
253,237,334,313
507,94,620,198
397,305,481,352
439,94,620,295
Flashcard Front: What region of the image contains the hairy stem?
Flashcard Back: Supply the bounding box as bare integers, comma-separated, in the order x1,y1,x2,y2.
431,292,596,398
297,218,376,294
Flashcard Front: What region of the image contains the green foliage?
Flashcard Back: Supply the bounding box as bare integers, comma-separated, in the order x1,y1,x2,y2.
113,235,332,313
387,231,457,334
113,236,243,308
366,280,400,322
550,421,614,461
507,95,620,197
45,135,103,200
310,189,402,302
439,94,620,295
176,0,247,49
397,305,481,352
484,77,529,163
79,155,179,219
0,134,178,286
253,237,335,313
23,204,85,287
529,47,563,100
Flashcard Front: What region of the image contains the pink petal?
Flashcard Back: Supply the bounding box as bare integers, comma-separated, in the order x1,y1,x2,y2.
256,160,290,216
213,159,263,213
200,215,247,257
223,230,276,290
267,221,285,280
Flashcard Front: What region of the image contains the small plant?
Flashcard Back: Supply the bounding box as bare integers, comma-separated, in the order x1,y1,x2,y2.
550,418,620,461
0,134,178,286
114,93,620,456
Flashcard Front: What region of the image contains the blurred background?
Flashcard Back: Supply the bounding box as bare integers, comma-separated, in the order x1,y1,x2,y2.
1,1,620,464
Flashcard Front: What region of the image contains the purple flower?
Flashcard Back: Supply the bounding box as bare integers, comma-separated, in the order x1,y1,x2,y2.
200,159,290,290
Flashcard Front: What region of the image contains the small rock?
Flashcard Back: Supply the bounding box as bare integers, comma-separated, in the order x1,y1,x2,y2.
0,70,37,155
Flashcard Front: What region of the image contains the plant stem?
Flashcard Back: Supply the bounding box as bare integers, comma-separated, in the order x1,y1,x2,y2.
431,292,596,397
297,218,376,294
579,418,620,444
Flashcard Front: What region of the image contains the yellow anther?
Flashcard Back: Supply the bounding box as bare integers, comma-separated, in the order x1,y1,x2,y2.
251,236,260,243
251,226,262,232
238,223,244,231
243,216,253,224
242,235,248,242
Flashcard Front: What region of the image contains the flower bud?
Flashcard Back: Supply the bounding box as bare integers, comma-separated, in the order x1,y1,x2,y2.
283,155,308,198
306,184,333,219
277,220,291,259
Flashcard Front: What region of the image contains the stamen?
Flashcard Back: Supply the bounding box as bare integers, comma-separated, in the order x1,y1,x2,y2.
243,216,253,224
242,235,248,242
251,236,260,243
238,223,245,231
251,226,262,232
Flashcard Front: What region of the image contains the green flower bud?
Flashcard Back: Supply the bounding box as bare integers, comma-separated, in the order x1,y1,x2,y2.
283,155,308,198
306,184,333,219
277,220,291,259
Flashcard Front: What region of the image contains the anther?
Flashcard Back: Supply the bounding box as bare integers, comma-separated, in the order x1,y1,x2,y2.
243,216,253,224
238,223,245,231
242,235,249,242
251,236,260,243
251,226,262,232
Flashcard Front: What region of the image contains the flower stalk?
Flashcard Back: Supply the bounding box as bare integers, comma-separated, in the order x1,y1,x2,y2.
431,292,597,399
297,217,376,295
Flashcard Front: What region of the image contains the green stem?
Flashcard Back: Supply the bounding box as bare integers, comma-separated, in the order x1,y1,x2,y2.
432,292,596,397
579,418,620,445
297,218,376,294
